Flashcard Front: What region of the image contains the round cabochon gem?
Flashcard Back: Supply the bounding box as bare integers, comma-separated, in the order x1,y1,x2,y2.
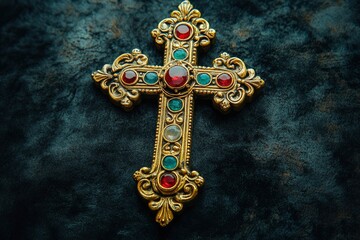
175,24,192,40
165,66,188,88
168,98,183,112
160,173,177,188
164,125,182,142
162,156,178,170
144,72,158,84
122,70,137,84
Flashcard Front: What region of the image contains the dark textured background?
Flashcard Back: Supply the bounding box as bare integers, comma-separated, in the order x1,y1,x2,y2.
1,0,359,239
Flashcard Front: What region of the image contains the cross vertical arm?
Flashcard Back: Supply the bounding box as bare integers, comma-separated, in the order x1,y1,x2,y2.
129,1,218,226
134,92,203,227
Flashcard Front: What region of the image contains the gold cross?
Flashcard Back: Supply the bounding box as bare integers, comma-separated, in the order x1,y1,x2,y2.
92,0,264,226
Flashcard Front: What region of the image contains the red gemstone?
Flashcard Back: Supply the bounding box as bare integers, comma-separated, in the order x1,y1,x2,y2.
175,24,192,40
165,66,188,88
122,70,137,84
160,173,177,188
217,73,233,87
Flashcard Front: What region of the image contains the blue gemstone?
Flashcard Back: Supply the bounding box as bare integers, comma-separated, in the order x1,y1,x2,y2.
173,49,187,60
197,73,211,85
168,99,183,112
144,72,158,84
162,156,178,170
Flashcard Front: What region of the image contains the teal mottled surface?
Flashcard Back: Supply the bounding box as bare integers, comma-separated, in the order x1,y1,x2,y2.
0,0,359,239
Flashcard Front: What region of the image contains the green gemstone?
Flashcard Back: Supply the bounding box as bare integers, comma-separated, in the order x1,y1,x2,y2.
197,73,211,85
144,72,158,84
168,99,183,112
162,156,178,170
173,49,187,60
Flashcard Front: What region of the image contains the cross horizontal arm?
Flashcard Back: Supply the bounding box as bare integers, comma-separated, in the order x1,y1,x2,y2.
193,52,265,112
193,67,238,92
115,65,163,93
92,49,163,111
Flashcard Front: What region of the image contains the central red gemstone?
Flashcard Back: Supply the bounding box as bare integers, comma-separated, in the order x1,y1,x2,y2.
217,73,233,87
175,24,192,40
160,173,177,188
122,70,137,84
165,66,188,88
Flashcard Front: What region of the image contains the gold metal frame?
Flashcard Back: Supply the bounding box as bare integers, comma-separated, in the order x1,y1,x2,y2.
92,0,265,226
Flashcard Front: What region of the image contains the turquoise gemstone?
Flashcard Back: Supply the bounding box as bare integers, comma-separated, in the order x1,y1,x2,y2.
162,156,178,170
197,73,211,85
173,49,187,60
144,72,158,84
168,99,183,112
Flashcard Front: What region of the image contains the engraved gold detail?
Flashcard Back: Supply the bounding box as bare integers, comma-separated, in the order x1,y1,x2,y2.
92,0,264,226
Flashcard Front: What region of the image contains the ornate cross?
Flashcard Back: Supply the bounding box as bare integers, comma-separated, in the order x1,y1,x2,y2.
92,0,264,226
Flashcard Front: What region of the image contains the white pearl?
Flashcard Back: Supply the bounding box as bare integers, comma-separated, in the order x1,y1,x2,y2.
164,125,182,142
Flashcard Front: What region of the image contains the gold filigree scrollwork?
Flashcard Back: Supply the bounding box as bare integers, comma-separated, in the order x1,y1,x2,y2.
175,112,184,124
112,49,148,72
92,64,113,91
213,52,247,78
172,40,190,50
92,49,149,111
153,170,204,226
213,52,265,112
151,1,215,48
162,142,181,156
152,18,177,45
192,18,216,47
175,170,204,202
133,167,158,200
240,68,265,98
92,66,140,111
166,112,184,125
108,82,140,111
171,0,200,22
133,166,204,226
149,197,183,227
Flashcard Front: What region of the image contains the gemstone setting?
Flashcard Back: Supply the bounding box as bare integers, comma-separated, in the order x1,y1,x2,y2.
121,70,138,85
173,49,187,60
160,173,177,189
162,156,178,170
197,73,211,86
144,72,158,85
168,98,183,112
165,66,188,88
163,125,182,142
216,73,233,88
175,23,192,40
